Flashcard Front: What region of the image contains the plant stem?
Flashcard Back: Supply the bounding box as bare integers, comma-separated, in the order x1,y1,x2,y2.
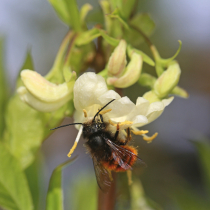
129,24,161,61
97,173,117,210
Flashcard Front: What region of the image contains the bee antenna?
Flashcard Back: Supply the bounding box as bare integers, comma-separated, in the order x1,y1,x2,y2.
93,99,115,121
50,123,83,130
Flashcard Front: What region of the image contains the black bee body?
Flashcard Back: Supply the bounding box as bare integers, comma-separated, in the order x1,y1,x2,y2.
83,120,114,161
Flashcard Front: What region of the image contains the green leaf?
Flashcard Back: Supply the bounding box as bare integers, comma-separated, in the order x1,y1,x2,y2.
85,9,104,25
127,45,155,66
109,10,130,30
193,140,210,196
16,49,34,88
71,176,97,210
0,142,33,210
48,0,71,25
0,39,9,139
130,179,159,210
172,184,210,210
160,40,182,66
24,156,41,210
46,157,77,210
4,51,73,169
4,94,46,169
48,0,81,31
99,29,119,46
138,73,156,88
76,28,101,46
64,0,81,31
170,86,189,98
126,13,155,47
80,3,93,25
110,0,136,20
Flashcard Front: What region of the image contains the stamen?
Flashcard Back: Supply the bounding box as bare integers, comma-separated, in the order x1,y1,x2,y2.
120,121,133,126
109,119,116,126
143,132,158,143
131,130,148,135
109,120,133,127
83,109,87,118
99,109,112,115
67,125,83,157
127,170,133,185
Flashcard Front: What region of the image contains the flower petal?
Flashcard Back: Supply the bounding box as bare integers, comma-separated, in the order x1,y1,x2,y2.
17,87,72,112
126,97,150,122
131,115,148,127
74,73,108,111
21,70,73,103
97,90,121,105
108,96,135,119
146,97,174,123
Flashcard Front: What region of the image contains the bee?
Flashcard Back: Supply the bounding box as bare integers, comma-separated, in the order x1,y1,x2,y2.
51,99,146,192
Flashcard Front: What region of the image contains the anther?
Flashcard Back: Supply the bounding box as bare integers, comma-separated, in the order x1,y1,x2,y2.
131,130,149,135
83,109,88,118
143,132,158,143
99,109,112,115
67,142,77,157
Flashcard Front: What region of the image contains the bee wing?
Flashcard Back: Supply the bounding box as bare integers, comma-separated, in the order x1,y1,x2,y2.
106,139,146,170
92,156,112,192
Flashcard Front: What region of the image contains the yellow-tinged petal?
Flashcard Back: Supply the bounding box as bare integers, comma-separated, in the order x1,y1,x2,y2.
107,39,127,77
154,62,181,98
17,86,73,112
107,53,143,88
21,70,73,103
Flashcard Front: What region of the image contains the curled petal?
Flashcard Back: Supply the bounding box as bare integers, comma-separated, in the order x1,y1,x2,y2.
18,87,73,112
21,70,73,103
107,53,143,88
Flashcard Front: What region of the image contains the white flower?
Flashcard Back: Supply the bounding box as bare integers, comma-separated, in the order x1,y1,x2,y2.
66,72,173,157
74,72,173,129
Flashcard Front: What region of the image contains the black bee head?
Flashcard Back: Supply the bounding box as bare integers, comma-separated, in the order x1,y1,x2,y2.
82,120,105,138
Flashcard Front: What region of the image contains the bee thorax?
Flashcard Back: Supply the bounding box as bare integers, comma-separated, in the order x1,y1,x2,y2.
88,135,105,150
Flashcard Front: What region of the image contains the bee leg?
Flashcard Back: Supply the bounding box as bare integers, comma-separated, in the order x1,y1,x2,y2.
114,123,120,140
125,127,132,144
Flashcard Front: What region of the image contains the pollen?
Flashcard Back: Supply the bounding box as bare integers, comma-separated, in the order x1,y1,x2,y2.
99,109,112,115
67,141,78,157
83,109,88,118
131,130,149,135
143,132,158,143
109,120,133,127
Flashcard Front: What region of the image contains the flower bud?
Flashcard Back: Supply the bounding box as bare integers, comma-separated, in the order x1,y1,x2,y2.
107,52,143,88
17,70,74,112
154,62,181,98
107,39,127,77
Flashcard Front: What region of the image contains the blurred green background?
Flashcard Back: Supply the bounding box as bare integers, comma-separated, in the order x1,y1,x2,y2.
0,0,210,209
